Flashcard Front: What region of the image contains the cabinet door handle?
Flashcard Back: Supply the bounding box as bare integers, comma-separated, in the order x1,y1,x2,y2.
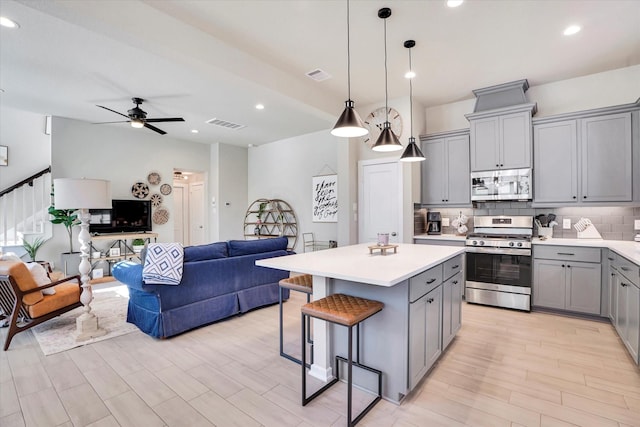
572,196,577,199
607,257,614,261
561,264,565,268
426,278,436,284
621,266,630,271
452,280,458,284
621,283,628,287
567,265,571,268
583,196,587,199
557,253,575,256
451,265,459,269
500,164,504,167
427,298,434,303
496,164,499,168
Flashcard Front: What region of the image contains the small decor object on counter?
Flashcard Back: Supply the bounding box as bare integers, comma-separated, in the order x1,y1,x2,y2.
377,233,389,246
368,244,398,256
574,217,602,239
160,183,172,195
153,207,170,225
538,227,553,239
147,172,161,185
131,182,150,199
150,193,163,208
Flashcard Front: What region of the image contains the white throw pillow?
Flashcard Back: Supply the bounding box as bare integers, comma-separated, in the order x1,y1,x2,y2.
0,252,22,262
26,262,56,295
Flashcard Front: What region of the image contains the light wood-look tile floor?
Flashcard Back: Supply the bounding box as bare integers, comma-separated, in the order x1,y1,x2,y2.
1,288,639,427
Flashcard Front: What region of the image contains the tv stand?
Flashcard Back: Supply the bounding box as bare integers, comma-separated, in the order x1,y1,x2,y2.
89,232,158,281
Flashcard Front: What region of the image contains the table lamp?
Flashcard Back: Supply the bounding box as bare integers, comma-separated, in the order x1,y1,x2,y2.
53,178,111,341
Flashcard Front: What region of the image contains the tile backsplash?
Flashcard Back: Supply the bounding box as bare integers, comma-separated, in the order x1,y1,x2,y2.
415,202,640,241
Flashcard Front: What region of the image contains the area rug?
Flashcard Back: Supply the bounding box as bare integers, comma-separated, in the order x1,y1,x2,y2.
31,284,138,355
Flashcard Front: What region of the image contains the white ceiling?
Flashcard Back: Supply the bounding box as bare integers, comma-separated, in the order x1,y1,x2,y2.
1,0,639,147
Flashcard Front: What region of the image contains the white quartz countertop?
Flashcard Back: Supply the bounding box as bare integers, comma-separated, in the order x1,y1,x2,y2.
256,243,465,287
413,234,467,241
533,238,640,265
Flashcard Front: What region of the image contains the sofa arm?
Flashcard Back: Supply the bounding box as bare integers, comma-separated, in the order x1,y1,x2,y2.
112,262,153,292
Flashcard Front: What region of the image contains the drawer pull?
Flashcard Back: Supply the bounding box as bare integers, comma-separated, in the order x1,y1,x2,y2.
607,257,614,261
426,278,436,284
557,252,575,256
451,265,459,269
620,266,630,271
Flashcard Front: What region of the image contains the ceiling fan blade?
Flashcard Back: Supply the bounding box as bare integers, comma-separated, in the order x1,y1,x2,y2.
96,105,130,118
92,120,130,124
145,117,185,123
144,122,167,135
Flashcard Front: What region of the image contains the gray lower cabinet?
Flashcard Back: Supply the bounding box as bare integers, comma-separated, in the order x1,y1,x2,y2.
533,246,602,315
611,253,640,364
409,285,442,390
442,271,463,349
609,265,619,325
533,112,632,204
420,131,470,205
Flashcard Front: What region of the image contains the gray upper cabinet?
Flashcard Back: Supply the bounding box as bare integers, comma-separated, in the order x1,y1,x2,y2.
581,113,632,202
420,131,470,206
467,105,535,172
533,109,635,205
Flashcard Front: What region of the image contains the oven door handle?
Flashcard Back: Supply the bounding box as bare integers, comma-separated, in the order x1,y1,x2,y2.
465,246,531,256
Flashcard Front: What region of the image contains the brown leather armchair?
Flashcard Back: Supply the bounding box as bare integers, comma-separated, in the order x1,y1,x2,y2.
0,260,81,350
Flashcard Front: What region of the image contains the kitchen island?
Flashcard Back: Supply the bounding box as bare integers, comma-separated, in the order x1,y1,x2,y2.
256,243,465,403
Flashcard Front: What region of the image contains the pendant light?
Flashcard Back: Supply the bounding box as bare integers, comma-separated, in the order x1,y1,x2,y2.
331,0,368,138
400,40,425,162
372,7,403,152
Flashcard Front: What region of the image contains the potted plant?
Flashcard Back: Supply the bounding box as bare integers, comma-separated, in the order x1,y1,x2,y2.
49,186,81,275
132,238,146,253
22,237,45,262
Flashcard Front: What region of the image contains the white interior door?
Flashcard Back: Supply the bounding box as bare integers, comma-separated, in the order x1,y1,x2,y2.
189,182,206,245
173,184,188,245
358,159,401,244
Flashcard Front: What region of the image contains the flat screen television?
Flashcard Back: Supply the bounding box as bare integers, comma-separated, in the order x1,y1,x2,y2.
89,199,152,234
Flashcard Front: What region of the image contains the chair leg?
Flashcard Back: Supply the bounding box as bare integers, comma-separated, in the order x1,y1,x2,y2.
280,289,312,367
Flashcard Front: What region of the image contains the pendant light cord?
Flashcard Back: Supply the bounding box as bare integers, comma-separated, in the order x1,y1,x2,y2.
409,47,413,138
384,15,389,123
347,0,351,101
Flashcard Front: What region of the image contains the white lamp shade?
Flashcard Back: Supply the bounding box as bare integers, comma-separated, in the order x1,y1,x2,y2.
54,178,112,209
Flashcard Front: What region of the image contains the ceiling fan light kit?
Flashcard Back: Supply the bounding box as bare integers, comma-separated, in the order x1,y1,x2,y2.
400,39,425,162
331,0,368,138
372,7,403,152
96,97,185,135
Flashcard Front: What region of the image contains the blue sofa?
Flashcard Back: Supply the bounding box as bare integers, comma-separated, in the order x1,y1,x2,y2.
112,237,291,338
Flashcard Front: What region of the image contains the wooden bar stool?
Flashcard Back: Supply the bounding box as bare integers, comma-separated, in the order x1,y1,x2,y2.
301,293,383,427
279,274,313,366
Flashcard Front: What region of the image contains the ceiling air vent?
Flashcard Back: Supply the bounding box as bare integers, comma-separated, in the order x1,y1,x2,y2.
205,118,246,130
306,68,331,82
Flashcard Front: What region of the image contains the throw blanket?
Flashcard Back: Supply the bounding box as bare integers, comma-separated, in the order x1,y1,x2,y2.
142,243,184,285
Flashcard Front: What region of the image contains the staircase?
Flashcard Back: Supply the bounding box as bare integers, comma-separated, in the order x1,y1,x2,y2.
0,167,53,254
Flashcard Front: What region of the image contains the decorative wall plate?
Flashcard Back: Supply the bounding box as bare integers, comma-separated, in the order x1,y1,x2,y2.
147,172,161,185
160,183,172,195
131,182,150,199
150,193,163,208
153,207,169,225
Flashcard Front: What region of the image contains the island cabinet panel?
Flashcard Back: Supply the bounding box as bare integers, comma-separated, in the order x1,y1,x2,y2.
611,253,640,365
443,271,463,350
409,285,442,390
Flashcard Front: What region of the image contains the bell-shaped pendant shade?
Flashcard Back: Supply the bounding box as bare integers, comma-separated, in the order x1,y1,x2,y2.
399,137,425,162
331,100,368,137
372,122,403,152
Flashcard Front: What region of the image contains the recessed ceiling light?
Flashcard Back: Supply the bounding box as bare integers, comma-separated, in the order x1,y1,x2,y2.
255,104,265,110
563,25,581,36
191,129,199,133
447,0,463,8
0,16,19,28
404,70,416,79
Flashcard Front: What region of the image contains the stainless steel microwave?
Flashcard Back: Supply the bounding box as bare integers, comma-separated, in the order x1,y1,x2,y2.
470,168,532,201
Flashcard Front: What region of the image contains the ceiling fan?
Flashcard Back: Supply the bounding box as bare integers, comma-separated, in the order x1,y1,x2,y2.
95,97,184,135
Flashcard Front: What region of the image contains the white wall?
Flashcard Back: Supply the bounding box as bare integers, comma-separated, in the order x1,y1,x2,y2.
44,117,210,263
425,65,640,134
0,105,51,188
248,130,338,251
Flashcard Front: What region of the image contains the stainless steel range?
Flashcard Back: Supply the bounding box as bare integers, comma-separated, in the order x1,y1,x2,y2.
465,215,533,311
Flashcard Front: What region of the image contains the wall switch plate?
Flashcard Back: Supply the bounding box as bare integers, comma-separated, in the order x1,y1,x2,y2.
563,218,571,229
635,219,640,230
442,217,450,227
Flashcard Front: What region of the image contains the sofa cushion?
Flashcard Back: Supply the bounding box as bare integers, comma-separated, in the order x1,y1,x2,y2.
184,242,228,262
0,260,44,306
227,237,288,257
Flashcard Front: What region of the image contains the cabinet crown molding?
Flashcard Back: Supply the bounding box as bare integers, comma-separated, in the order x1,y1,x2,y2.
465,102,537,121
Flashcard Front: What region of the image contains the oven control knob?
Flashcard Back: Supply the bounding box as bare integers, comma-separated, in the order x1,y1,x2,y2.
472,240,478,246
517,242,523,247
509,242,514,247
479,241,485,246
